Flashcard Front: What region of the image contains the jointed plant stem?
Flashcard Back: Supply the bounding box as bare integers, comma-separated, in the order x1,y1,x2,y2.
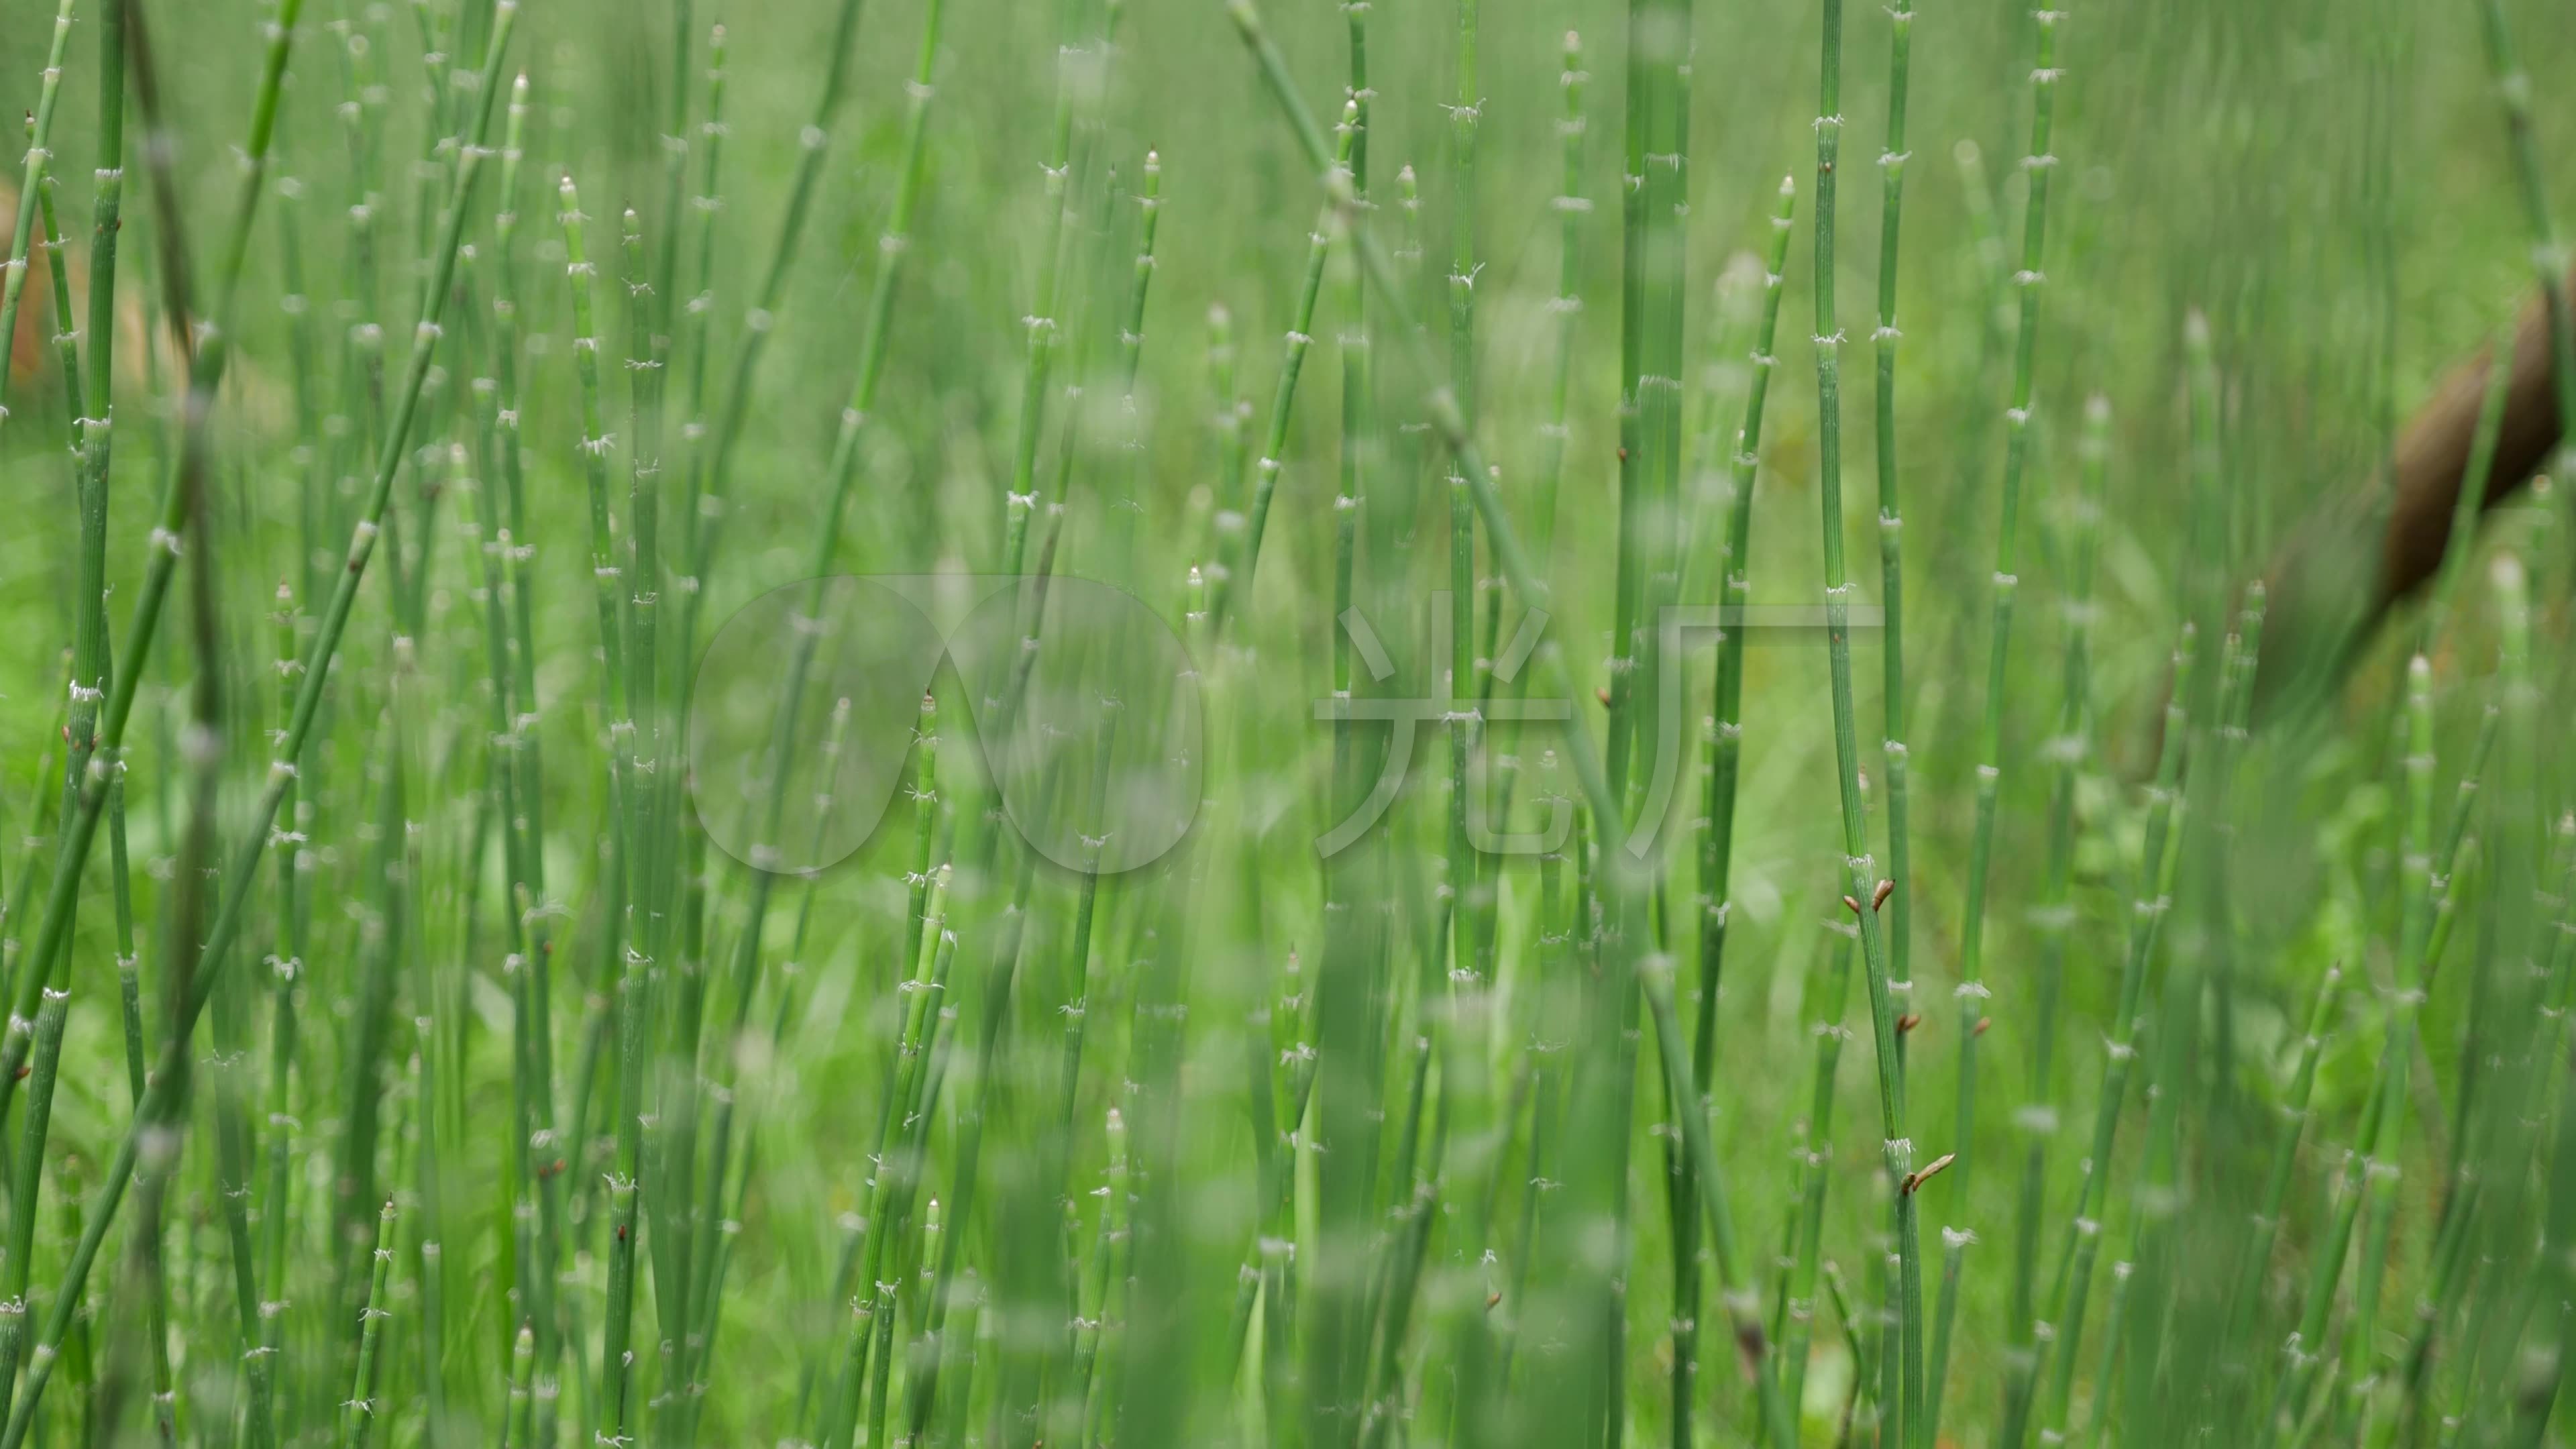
0,9,514,1443
2037,623,2197,1444
1807,0,1930,1444
1939,9,2064,1437
1997,394,2109,1449
0,0,78,450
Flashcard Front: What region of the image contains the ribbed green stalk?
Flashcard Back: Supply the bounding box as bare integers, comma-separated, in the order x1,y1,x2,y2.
1638,947,1799,1449
502,1324,534,1449
1226,17,1674,1449
0,0,77,445
1000,0,1091,571
820,872,957,1449
786,20,961,1426
676,5,936,1397
616,203,671,963
339,1202,397,1449
485,76,572,1449
2333,655,2443,1420
1601,0,1670,814
683,0,869,641
1996,393,2108,1449
1939,24,2061,1421
2123,596,2262,1445
2226,960,2345,1346
1807,0,1931,1443
684,695,854,1444
900,797,1044,1441
246,586,303,1449
1700,172,1796,1190
1780,924,1860,1417
1105,147,1163,580
553,172,635,1246
0,134,117,1446
593,898,651,1444
1872,0,1918,1068
1218,100,1356,631
1535,31,1585,578
0,978,70,1431
810,0,947,594
652,0,692,375
673,22,727,600
0,0,309,1116
0,8,512,1441
2035,625,2197,1444
464,352,549,1434
1077,1106,1132,1444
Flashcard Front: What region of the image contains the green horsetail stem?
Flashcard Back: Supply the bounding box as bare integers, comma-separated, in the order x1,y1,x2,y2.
674,22,727,593
1534,31,1585,578
1806,0,1934,1442
553,168,635,1250
1937,22,2061,1434
0,0,77,448
2332,653,2443,1424
340,1202,398,1449
688,0,948,1385
1780,919,1860,1420
1872,0,1917,1032
2123,588,2263,1446
2255,651,2437,1446
0,9,512,1444
1998,395,2108,1449
1222,13,1774,1449
1000,0,1093,575
2037,623,2196,1444
1701,166,1796,1112
248,586,306,1449
685,0,869,624
1219,99,1356,632
0,0,312,1120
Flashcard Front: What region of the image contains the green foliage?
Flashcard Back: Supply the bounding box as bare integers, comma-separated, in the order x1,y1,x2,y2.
0,0,2570,1445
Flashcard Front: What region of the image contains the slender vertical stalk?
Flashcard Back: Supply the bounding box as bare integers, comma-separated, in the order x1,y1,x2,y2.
1939,23,2062,1425
0,6,515,1440
1780,923,1860,1417
1996,394,2108,1449
594,919,650,1446
2036,625,2198,1444
1872,0,1919,1236
1000,0,1090,568
555,171,634,1238
674,23,727,600
246,587,304,1449
1535,32,1585,577
339,1203,397,1449
1701,171,1796,1199
684,0,870,644
1218,100,1356,630
1639,951,1800,1449
2334,655,2443,1417
1810,0,1929,1442
0,0,78,445
503,1324,535,1449
1226,17,1672,1449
